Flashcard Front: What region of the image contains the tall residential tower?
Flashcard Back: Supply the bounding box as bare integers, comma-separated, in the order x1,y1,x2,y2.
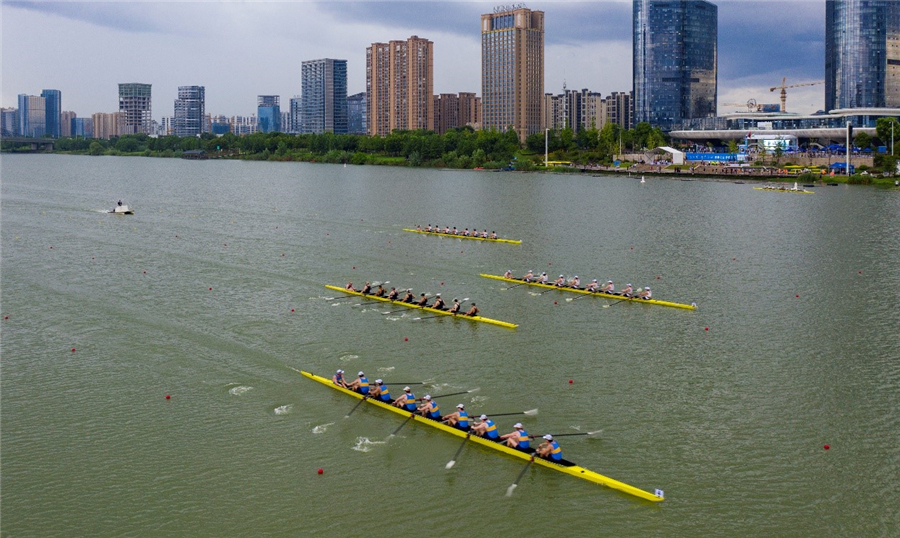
826,0,900,110
301,58,348,134
366,36,434,136
118,83,152,135
633,0,717,129
481,7,544,142
174,86,205,137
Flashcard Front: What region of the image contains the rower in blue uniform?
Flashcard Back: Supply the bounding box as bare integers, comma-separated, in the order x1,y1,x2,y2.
416,395,441,419
472,414,499,439
441,403,469,429
500,423,530,449
392,387,417,411
332,369,348,388
536,434,563,461
346,371,370,394
370,379,392,402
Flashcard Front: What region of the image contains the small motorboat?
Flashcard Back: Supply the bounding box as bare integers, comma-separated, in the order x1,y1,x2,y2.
110,200,133,214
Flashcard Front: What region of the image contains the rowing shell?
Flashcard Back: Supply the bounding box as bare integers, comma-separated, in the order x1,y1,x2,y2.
300,370,664,502
752,187,814,194
402,229,522,245
325,285,518,329
480,274,697,310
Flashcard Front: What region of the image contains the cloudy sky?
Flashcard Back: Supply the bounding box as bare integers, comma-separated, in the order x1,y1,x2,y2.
2,0,827,120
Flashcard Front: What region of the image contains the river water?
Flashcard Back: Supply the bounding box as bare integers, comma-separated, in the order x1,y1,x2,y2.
2,154,898,536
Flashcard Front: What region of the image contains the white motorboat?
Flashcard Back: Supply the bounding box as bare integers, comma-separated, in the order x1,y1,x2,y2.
110,201,133,214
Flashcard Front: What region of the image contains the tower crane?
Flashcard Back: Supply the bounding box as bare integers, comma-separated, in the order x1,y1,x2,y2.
769,78,824,113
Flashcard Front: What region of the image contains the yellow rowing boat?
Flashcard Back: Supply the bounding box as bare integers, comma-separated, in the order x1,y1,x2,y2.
402,229,521,244
325,285,518,329
300,370,664,502
480,274,697,310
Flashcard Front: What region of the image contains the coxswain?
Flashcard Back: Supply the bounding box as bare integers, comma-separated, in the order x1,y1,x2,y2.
471,414,499,439
387,287,399,300
448,298,462,314
346,371,370,395
586,279,600,292
522,269,534,282
345,282,356,291
416,224,422,231
416,395,441,419
536,434,563,461
432,293,445,310
416,293,429,306
620,283,634,297
569,275,580,288
638,286,652,300
360,282,372,295
332,369,348,388
373,284,386,297
441,403,469,429
504,269,515,279
370,379,392,402
401,289,415,303
600,280,614,294
490,231,497,239
465,302,479,317
538,272,549,284
500,423,530,449
554,274,566,287
392,387,417,411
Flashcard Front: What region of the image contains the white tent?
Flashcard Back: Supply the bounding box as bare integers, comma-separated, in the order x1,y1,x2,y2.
656,146,685,165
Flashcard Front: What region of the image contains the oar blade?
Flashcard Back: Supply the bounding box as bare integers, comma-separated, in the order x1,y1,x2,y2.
445,460,456,470
505,484,518,497
523,408,538,416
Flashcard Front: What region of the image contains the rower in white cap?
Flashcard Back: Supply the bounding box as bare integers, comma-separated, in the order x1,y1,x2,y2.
416,394,441,419
346,371,370,395
471,414,499,439
569,275,580,288
554,274,566,287
392,386,417,411
536,434,563,461
522,269,534,282
441,403,470,429
586,278,600,292
620,283,634,297
538,272,549,284
500,423,530,449
332,369,348,388
600,280,614,294
638,286,652,300
504,269,515,279
370,379,392,402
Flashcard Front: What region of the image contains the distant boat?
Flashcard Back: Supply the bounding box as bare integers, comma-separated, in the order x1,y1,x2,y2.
640,176,645,184
109,200,133,215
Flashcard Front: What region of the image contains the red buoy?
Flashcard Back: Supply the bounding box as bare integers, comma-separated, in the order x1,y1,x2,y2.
705,327,709,331
554,301,558,305
165,394,171,400
3,316,8,320
291,309,295,313
143,270,147,274
796,294,800,298
71,347,76,352
824,444,830,450
318,468,324,474
568,379,573,384
404,337,408,341
209,287,212,291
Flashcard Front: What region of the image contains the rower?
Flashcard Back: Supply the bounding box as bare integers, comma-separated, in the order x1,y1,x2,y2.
416,293,429,306
401,289,414,303
431,293,445,310
554,274,566,287
463,228,470,236
443,226,450,234
465,302,479,317
522,269,534,282
638,286,652,300
416,224,422,231
360,282,372,295
490,231,497,239
346,371,370,395
370,379,392,403
416,395,441,419
504,269,515,279
387,287,399,300
586,279,600,292
441,403,469,429
536,434,563,462
471,414,499,440
482,230,489,238
448,298,462,314
332,369,348,388
538,272,549,284
452,227,458,235
425,224,432,232
500,423,530,449
373,284,386,297
600,280,614,294
345,282,356,291
392,387,417,411
569,275,580,288
620,283,634,297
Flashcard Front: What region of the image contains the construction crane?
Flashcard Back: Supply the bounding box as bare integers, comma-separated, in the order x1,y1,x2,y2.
769,78,824,113
723,99,760,112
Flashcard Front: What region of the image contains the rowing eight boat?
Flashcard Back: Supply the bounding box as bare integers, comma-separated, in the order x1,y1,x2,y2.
752,186,814,194
300,370,664,502
480,274,697,310
403,229,522,244
325,285,518,329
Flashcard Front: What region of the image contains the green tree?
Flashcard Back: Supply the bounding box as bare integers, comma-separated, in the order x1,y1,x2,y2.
875,117,899,154
89,141,105,155
727,139,739,154
853,132,872,150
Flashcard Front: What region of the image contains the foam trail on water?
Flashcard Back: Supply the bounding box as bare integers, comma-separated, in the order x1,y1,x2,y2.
352,437,386,452
274,405,292,415
229,386,252,396
312,422,335,434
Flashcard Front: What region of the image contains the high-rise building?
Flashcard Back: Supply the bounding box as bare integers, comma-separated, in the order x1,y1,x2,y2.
60,111,76,138
826,0,900,109
41,89,62,138
481,7,544,142
17,94,46,137
174,86,205,137
257,96,281,133
301,58,348,134
347,92,367,135
633,0,717,129
118,83,152,135
1,107,18,136
289,96,303,134
92,112,122,139
72,117,93,138
366,35,434,136
458,92,481,129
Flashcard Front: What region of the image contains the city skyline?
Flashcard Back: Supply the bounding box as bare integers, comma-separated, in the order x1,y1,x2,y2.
3,1,827,120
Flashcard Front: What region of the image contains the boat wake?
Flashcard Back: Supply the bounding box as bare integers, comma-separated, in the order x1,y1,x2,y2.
469,395,488,405
228,385,253,396
377,366,395,373
352,436,386,452
339,354,359,362
273,404,292,415
312,422,335,434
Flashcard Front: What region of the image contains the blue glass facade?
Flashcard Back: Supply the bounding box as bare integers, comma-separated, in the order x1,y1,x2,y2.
41,89,61,138
633,0,717,130
826,0,900,110
257,95,281,133
301,59,348,134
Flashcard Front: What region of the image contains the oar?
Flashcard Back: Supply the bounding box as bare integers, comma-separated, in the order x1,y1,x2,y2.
482,409,538,418
445,434,470,469
565,293,594,302
344,395,368,418
388,414,415,437
388,382,428,386
415,298,469,321
603,288,642,308
417,388,479,400
503,281,530,290
530,430,603,438
382,294,430,315
505,458,534,497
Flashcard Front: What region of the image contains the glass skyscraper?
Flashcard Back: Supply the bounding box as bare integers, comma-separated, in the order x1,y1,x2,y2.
826,0,900,110
41,89,61,138
633,0,717,130
174,86,205,137
301,59,348,134
17,94,46,137
257,96,281,133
